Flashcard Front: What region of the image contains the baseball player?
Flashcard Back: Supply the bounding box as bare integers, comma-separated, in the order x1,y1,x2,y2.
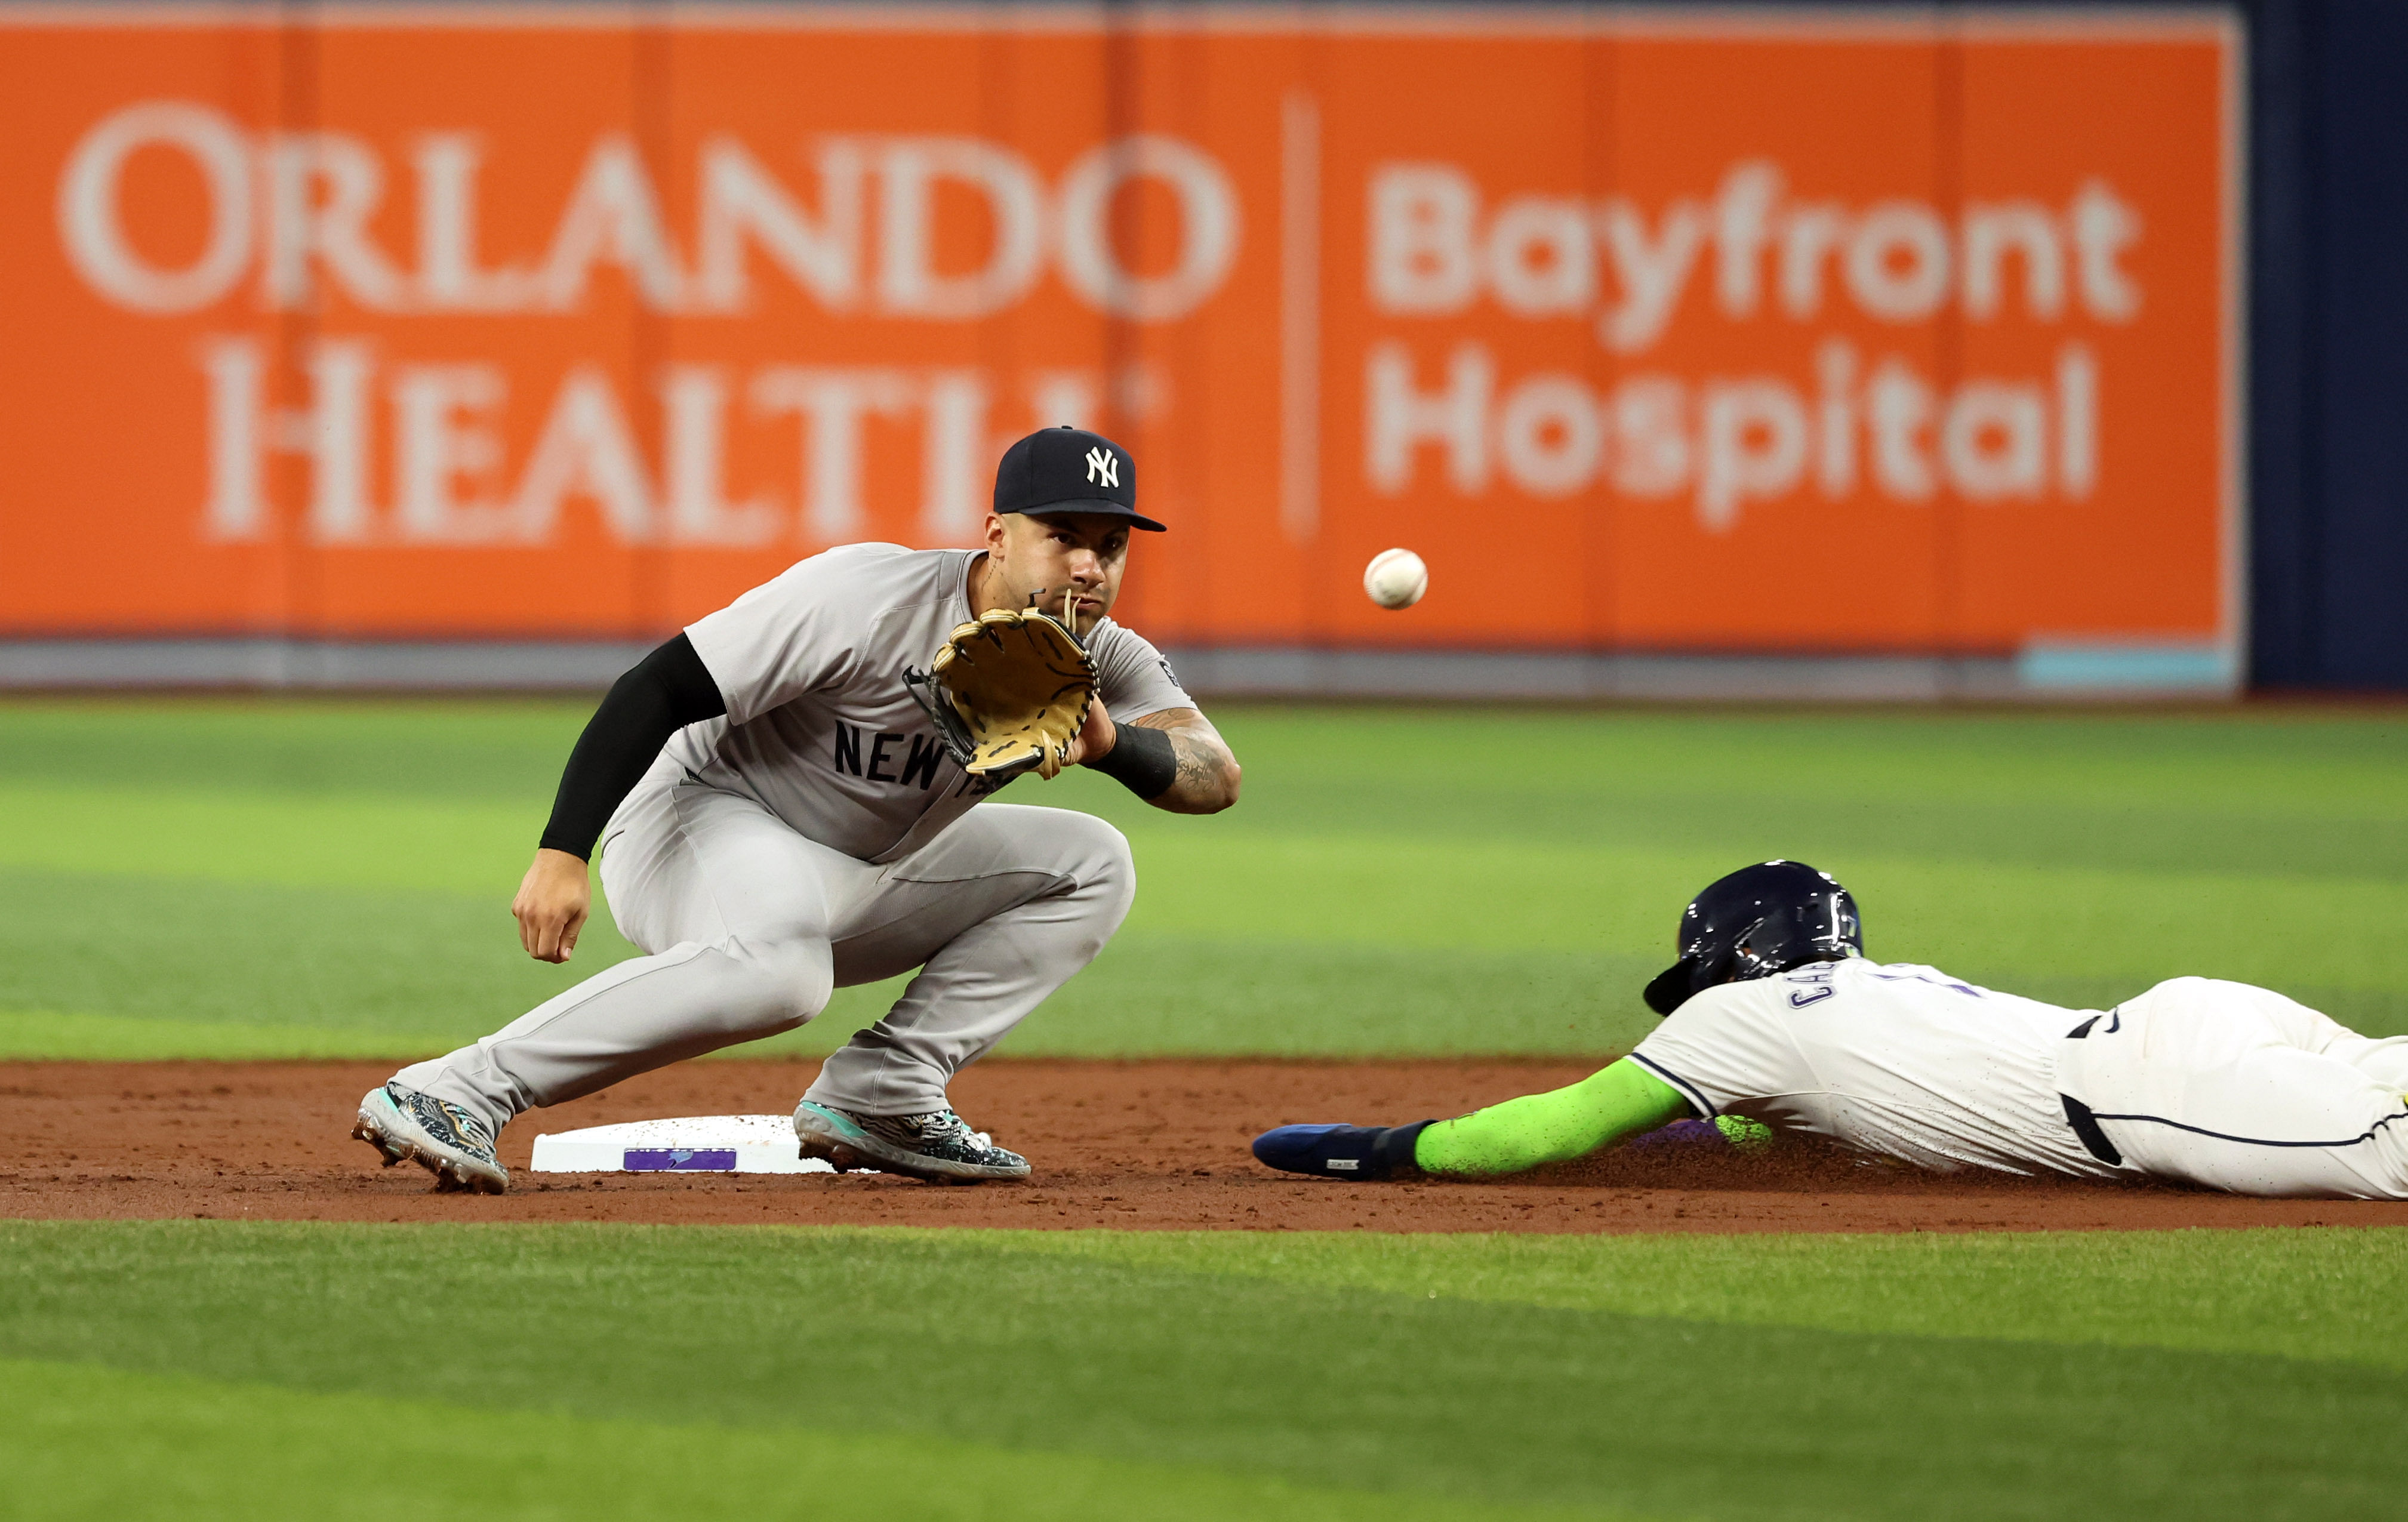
1255,861,2408,1200
354,426,1240,1193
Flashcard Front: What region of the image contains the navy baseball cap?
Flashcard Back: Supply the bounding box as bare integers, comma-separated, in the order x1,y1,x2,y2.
992,426,1165,532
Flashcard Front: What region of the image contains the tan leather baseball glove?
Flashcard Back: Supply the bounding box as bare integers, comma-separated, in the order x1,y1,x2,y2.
903,605,1097,781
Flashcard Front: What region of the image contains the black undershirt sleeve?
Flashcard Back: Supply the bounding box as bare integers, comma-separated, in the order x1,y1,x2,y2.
537,633,728,861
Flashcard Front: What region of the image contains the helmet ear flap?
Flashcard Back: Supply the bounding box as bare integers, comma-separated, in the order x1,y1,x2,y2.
1642,958,1698,1016
1644,939,1747,1016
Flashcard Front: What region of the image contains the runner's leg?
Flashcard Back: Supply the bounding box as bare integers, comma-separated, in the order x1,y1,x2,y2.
2089,979,2408,1199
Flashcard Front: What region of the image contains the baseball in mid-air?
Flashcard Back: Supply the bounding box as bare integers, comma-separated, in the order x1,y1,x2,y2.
1363,548,1428,610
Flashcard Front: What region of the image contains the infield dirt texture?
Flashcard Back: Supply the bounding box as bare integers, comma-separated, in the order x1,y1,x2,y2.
11,1058,2408,1234
4,700,2406,1520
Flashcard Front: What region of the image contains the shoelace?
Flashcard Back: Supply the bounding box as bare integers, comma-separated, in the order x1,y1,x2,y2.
915,1110,977,1147
446,1107,495,1153
855,1106,997,1156
404,1089,495,1157
918,1110,1002,1156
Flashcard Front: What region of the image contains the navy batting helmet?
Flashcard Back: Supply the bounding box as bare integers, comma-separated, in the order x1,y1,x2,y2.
1642,861,1864,1016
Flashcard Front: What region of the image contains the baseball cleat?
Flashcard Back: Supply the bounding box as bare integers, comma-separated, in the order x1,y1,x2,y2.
793,1099,1030,1184
1251,1121,1433,1181
353,1083,509,1194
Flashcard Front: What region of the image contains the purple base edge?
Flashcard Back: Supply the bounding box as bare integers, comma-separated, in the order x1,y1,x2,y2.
622,1148,740,1172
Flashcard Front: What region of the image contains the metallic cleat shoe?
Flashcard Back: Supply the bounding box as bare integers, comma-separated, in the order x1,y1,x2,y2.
353,1083,509,1194
793,1100,1030,1184
1251,1121,1433,1181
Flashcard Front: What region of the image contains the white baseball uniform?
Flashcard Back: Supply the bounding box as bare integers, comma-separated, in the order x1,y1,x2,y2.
395,543,1194,1135
1630,958,2408,1199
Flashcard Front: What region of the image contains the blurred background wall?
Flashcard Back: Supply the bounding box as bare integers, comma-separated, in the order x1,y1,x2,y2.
2247,0,2408,692
0,0,2395,697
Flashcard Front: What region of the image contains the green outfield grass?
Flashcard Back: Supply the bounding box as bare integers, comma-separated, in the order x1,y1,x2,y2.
5,699,2407,1522
3,1220,2404,1522
0,697,2403,1060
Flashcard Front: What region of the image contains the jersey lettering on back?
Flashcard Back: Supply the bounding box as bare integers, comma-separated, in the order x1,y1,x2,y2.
1783,965,1838,1007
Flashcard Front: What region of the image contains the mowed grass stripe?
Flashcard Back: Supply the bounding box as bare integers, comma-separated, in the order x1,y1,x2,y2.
0,781,537,896
2,1222,2401,1522
5,825,2407,1060
15,781,2408,979
0,869,627,1045
0,1358,1615,1522
2,700,2404,1062
5,701,2403,824
0,863,1655,1056
984,1225,2408,1372
0,1010,437,1061
0,697,586,802
48,771,2408,960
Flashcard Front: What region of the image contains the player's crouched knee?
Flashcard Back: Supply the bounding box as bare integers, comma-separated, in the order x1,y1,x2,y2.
716,936,835,1036
1060,814,1137,920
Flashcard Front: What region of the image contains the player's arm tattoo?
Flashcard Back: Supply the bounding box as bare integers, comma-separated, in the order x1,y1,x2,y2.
1128,708,1242,814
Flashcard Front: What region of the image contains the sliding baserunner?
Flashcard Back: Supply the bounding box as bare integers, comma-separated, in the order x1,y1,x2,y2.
355,427,1240,1193
1255,861,2408,1200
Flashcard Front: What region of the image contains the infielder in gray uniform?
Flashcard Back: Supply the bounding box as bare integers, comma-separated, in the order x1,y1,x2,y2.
353,427,1240,1192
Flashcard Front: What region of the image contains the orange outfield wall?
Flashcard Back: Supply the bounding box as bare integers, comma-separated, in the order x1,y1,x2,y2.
0,6,2238,668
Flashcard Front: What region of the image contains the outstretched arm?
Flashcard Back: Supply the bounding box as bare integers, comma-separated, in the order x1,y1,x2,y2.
1411,1058,1694,1177
1072,704,1242,814
1252,1058,1701,1181
1127,707,1240,813
512,634,727,964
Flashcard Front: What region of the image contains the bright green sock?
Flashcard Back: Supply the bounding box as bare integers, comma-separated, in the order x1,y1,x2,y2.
1411,1058,1693,1177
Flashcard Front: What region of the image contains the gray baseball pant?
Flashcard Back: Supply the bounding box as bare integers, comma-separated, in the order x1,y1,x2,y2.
392,776,1136,1136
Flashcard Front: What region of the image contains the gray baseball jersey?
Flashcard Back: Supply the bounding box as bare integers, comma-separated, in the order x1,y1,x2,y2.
395,541,1185,1139
661,542,1193,863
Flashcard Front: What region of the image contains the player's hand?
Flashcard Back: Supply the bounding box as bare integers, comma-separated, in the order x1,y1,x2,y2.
1062,696,1117,771
512,848,592,964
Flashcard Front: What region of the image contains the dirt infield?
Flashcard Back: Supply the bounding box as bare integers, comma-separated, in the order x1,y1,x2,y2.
7,1058,2405,1234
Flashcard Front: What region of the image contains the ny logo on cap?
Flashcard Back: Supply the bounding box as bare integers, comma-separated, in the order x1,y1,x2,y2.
1085,446,1119,488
